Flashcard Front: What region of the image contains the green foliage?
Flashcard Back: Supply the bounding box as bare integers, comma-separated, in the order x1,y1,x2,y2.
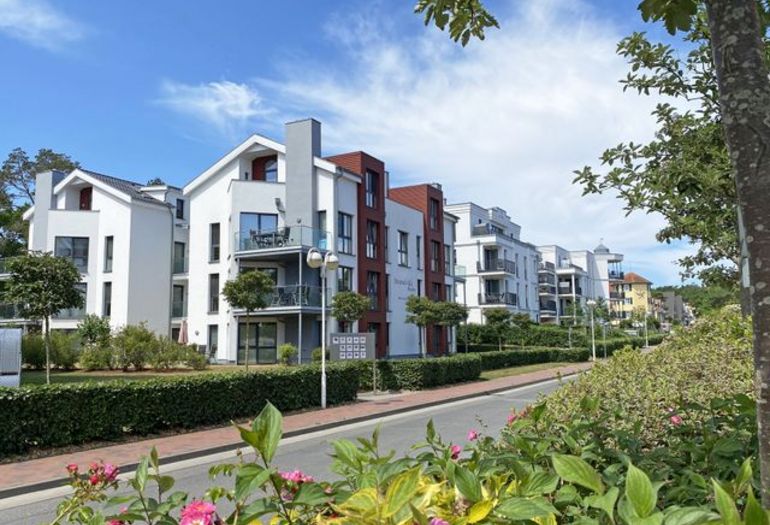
404,295,441,328
78,345,113,371
147,337,184,370
76,314,111,347
477,346,589,370
414,0,499,46
484,307,513,350
181,346,208,370
277,343,298,366
543,306,753,444
221,270,274,313
655,283,739,316
112,323,157,371
311,347,326,364
0,363,359,455
331,291,370,327
50,331,79,370
4,253,84,321
21,334,46,369
354,353,482,391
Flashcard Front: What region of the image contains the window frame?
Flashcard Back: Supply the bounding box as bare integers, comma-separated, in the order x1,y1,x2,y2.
364,170,379,208
104,236,113,273
337,212,353,254
208,273,220,313
209,223,220,262
365,220,378,259
398,231,409,266
55,236,89,273
176,198,185,220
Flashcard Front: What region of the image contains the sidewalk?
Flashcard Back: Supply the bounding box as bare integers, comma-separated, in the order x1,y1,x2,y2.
0,361,592,497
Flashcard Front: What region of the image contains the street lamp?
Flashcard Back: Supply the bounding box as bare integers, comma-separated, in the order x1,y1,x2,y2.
586,299,597,362
306,247,339,409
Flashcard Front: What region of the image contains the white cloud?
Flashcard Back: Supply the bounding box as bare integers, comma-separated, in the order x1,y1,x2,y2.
0,0,84,50
160,0,695,285
157,80,275,141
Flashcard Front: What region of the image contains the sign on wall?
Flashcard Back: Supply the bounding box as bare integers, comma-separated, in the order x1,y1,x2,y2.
330,333,375,361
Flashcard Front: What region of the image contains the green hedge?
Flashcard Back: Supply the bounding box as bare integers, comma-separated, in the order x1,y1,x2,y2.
354,354,482,391
477,347,589,371
0,363,359,456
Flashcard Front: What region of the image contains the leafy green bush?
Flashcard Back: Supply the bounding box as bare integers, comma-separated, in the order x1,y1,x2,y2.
112,323,157,371
181,345,208,370
21,334,46,369
0,363,358,455
147,337,183,370
477,346,588,370
78,345,113,371
278,343,298,365
543,306,753,444
76,314,111,347
311,347,327,363
50,331,80,370
353,353,482,391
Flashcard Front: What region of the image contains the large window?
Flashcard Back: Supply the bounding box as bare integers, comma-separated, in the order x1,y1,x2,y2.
207,324,218,359
104,236,113,273
365,170,379,208
337,266,353,292
397,231,409,266
208,273,219,313
416,235,422,269
337,213,353,254
55,237,89,273
209,223,220,262
172,284,185,318
173,242,186,274
103,282,112,317
430,241,441,272
176,198,185,220
264,159,278,182
444,244,451,275
429,198,439,230
366,220,378,259
366,271,379,311
238,322,277,364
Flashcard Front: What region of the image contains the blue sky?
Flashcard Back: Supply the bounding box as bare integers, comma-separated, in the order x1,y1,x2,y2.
0,0,694,285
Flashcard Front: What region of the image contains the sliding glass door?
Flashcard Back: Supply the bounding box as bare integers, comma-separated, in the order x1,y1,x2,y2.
237,322,277,364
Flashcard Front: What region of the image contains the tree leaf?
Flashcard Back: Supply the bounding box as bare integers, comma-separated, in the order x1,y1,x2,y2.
552,454,604,494
626,463,657,518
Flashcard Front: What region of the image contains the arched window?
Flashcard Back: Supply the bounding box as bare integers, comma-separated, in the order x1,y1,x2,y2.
264,159,277,182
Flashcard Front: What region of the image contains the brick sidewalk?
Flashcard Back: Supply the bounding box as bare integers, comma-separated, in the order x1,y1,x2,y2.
0,361,592,496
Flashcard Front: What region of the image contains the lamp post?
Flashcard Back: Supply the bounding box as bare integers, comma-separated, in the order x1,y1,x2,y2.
586,299,597,362
306,247,339,409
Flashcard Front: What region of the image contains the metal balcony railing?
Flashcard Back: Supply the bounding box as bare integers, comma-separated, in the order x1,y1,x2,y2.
540,300,557,312
264,285,324,308
538,261,555,272
610,291,625,299
609,270,625,280
478,292,517,305
539,284,557,295
477,259,516,274
235,226,330,253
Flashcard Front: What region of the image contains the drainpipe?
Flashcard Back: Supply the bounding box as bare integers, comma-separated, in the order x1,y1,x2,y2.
166,202,175,339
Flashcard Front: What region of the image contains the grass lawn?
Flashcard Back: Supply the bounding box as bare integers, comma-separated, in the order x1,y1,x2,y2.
20,364,278,386
480,362,572,381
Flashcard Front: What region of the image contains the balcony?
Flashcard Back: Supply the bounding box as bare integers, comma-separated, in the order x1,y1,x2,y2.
538,261,555,272
478,292,517,306
609,270,625,280
471,223,515,241
538,274,555,285
610,291,625,300
0,303,23,320
477,259,516,274
234,285,325,314
235,226,330,255
453,265,467,278
173,256,188,275
55,306,86,320
539,284,557,295
540,300,557,313
558,283,583,296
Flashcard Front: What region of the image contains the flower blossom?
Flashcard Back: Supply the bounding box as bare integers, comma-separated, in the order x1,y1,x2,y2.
280,469,313,484
430,518,450,525
450,444,462,460
670,414,683,426
180,500,217,525
467,429,479,441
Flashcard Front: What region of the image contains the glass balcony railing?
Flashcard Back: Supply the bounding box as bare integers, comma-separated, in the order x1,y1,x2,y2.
235,226,330,253
454,265,467,277
172,300,186,318
0,303,22,319
265,285,323,308
478,292,517,305
55,306,86,320
539,284,557,295
540,300,557,312
477,259,516,274
609,270,625,280
538,261,555,272
173,256,188,274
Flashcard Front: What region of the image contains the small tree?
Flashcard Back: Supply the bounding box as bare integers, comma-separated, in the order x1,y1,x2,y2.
405,295,441,357
222,270,274,370
77,314,111,347
484,307,513,351
4,252,83,384
331,291,370,333
434,301,469,353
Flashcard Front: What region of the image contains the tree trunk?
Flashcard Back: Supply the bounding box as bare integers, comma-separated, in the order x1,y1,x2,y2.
705,0,770,504
44,316,51,385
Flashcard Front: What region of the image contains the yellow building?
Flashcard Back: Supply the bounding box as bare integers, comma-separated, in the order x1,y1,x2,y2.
611,271,653,321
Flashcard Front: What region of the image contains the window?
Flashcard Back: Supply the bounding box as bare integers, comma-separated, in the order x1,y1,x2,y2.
444,244,451,275
172,284,185,318
338,213,353,254
240,213,278,235
524,256,528,279
79,187,92,211
430,241,441,272
368,322,381,354
176,198,185,220
318,210,326,234
432,282,442,301
525,284,529,308
208,273,219,313
366,220,378,259
103,282,112,317
264,159,278,182
417,279,422,297
337,266,353,292
515,254,520,277
516,283,521,307
209,223,220,262
429,198,439,230
57,283,86,319
173,242,186,274
365,170,379,208
207,325,219,358
446,284,452,303
385,273,390,311
384,227,389,262
55,237,89,273
432,325,442,354
104,236,113,273
366,271,379,310
398,231,409,266
416,236,422,269
238,322,277,364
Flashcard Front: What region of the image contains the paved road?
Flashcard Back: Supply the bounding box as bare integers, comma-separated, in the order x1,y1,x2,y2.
0,377,569,525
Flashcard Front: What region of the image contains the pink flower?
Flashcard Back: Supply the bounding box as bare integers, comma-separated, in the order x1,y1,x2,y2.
103,463,119,481
107,520,123,525
280,469,313,484
467,429,479,441
507,412,518,425
450,444,462,460
430,518,450,525
180,500,217,525
89,474,100,485
670,415,683,426
66,463,78,474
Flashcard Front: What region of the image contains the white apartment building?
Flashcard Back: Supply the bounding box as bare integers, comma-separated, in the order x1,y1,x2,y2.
536,242,624,324
15,119,461,363
446,202,540,324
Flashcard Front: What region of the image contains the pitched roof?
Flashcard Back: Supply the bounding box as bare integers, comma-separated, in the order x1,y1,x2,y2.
79,169,169,207
624,271,652,284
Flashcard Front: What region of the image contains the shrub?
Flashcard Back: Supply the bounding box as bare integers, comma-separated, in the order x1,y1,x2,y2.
78,345,113,371
181,345,208,370
50,331,80,370
21,334,46,369
76,314,111,347
311,347,327,363
112,323,157,371
0,363,359,455
354,354,482,391
148,337,183,370
277,343,298,365
477,346,588,370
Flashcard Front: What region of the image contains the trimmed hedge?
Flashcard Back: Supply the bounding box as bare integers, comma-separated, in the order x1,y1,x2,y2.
0,363,359,456
354,354,482,391
478,347,589,371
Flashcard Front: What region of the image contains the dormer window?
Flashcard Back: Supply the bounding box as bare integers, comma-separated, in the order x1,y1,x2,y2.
250,155,278,182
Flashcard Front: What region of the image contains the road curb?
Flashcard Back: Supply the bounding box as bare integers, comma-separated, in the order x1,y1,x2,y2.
0,368,585,500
